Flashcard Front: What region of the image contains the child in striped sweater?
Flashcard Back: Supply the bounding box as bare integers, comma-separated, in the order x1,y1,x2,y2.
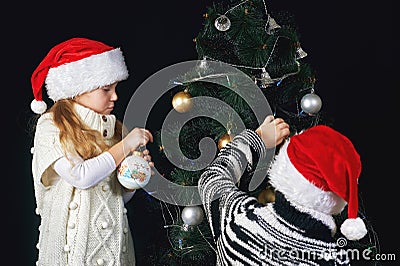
199,115,367,265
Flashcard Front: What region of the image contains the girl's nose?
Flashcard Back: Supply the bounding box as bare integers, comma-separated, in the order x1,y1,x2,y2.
111,91,118,101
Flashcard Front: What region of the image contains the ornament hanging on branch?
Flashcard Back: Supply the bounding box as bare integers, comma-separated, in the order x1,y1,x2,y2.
195,57,210,75
218,121,234,150
214,14,231,31
257,186,276,205
295,42,308,59
181,205,204,229
218,132,233,150
172,89,193,113
258,68,275,88
300,91,322,115
198,57,208,70
265,15,281,35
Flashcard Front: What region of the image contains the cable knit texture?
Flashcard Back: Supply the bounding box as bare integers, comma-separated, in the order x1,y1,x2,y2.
32,103,135,266
198,130,349,265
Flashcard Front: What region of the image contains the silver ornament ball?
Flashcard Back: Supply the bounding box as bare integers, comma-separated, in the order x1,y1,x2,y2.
181,206,204,226
301,93,322,114
214,15,231,31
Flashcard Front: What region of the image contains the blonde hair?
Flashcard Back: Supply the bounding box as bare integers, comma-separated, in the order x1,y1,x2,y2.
49,99,123,160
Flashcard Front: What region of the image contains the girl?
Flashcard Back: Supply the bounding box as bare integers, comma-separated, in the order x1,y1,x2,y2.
30,37,153,265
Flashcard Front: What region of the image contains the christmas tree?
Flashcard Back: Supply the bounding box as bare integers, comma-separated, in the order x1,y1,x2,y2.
137,0,378,265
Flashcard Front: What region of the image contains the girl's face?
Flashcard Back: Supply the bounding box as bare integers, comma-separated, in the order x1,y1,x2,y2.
74,82,119,115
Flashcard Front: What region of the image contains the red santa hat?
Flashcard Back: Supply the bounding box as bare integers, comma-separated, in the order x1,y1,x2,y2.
30,37,129,114
268,125,367,240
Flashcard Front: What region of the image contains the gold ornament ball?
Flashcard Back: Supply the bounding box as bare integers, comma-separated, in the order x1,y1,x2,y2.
218,133,233,150
257,187,276,205
172,91,193,113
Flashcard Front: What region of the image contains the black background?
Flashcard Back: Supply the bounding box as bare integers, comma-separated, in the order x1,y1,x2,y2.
6,0,396,264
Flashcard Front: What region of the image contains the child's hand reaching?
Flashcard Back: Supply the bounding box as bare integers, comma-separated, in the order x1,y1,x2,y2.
255,115,290,149
123,128,154,152
108,127,154,167
135,149,155,176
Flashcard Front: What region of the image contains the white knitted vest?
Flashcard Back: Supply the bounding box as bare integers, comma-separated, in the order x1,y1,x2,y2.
32,103,135,266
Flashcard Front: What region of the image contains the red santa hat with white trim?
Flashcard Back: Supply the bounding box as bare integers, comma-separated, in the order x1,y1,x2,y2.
268,125,368,241
30,37,129,114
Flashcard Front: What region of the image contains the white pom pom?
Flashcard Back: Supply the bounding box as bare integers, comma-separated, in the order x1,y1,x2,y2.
340,217,367,240
31,99,47,114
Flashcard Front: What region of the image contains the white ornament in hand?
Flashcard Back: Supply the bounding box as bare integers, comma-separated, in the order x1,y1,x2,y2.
117,155,151,190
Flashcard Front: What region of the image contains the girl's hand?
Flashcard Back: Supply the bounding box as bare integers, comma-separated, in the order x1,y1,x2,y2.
255,115,290,148
123,128,154,152
134,149,155,176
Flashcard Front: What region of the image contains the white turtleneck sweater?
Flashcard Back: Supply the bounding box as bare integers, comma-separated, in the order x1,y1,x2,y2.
53,152,116,189
31,103,136,266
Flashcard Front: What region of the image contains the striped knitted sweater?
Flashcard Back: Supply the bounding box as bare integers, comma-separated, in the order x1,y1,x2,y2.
198,130,349,265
